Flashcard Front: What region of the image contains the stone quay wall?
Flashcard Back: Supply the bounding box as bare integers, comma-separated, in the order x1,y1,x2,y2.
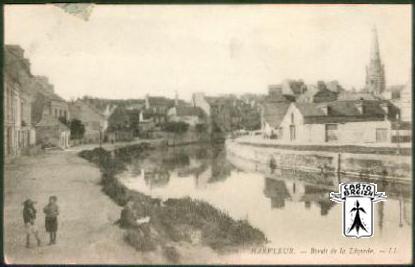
225,139,411,182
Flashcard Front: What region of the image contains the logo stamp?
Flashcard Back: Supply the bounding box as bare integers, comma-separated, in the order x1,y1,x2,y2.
330,182,387,238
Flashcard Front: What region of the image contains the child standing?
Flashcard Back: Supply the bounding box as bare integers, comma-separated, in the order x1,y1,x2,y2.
23,199,41,248
43,196,59,245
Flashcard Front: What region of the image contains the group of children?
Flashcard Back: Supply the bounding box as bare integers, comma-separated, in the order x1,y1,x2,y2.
22,196,60,248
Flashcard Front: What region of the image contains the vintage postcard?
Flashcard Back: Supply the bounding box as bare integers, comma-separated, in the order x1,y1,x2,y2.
3,3,412,265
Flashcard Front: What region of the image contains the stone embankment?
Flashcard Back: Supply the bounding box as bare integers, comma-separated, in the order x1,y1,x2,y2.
226,139,411,182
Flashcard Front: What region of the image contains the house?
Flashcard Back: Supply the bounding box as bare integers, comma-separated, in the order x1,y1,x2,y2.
192,92,212,117
167,105,205,126
261,87,294,138
261,102,291,139
281,79,307,97
337,91,381,101
69,99,108,143
106,106,139,142
325,80,345,94
35,110,70,149
192,93,239,135
4,45,36,158
399,78,412,123
382,85,405,100
267,85,296,102
144,95,176,125
29,76,70,124
276,100,399,144
138,109,157,137
4,76,24,157
297,83,338,103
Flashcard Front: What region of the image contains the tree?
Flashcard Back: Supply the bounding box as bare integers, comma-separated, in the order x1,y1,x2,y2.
195,123,207,133
59,116,69,127
70,119,86,140
162,121,189,134
162,121,189,146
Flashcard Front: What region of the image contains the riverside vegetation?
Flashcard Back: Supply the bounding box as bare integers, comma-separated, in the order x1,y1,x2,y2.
78,143,267,262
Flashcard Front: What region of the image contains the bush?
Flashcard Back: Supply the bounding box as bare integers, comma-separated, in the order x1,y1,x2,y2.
125,229,157,252
79,144,267,254
162,246,180,263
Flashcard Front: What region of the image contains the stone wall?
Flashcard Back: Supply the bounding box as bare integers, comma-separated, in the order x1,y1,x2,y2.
226,140,411,180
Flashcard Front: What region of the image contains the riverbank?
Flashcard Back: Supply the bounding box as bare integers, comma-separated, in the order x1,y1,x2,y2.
4,144,251,264
78,144,267,262
4,149,140,264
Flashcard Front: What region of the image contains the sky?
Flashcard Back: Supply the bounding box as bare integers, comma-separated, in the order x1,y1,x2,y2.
5,4,412,101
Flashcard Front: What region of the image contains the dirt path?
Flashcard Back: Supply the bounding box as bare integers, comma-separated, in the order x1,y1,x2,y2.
4,148,222,264
4,149,151,264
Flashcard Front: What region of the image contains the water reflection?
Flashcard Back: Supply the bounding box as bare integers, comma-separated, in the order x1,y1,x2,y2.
120,144,411,248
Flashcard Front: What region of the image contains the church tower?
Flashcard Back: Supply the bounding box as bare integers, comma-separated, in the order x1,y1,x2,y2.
365,26,386,95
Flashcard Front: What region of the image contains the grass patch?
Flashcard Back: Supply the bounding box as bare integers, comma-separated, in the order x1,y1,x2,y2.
79,144,267,255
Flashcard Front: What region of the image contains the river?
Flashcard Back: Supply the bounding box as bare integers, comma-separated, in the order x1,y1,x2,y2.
119,144,412,264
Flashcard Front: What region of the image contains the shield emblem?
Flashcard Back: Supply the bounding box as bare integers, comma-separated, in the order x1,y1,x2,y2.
343,197,373,238
330,182,386,239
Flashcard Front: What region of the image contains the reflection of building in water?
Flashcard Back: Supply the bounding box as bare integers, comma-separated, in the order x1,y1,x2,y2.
144,168,170,188
403,199,411,226
208,149,232,183
285,180,306,202
377,201,384,233
194,166,212,189
263,178,291,209
264,176,335,215
162,151,190,170
317,200,336,216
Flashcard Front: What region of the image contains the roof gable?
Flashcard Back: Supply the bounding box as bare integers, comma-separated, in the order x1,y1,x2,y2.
262,102,291,128
36,114,69,130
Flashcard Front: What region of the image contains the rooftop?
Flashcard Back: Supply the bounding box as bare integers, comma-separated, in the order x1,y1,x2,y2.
294,100,399,124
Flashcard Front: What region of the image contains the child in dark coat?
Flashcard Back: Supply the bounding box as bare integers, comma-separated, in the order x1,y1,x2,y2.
43,196,59,245
23,199,41,248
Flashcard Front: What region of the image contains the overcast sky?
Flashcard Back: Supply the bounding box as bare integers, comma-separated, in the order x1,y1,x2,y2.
5,4,411,101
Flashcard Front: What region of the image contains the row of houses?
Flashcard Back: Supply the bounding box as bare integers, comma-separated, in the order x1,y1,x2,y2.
82,94,207,142
261,79,411,145
4,44,209,156
4,45,72,159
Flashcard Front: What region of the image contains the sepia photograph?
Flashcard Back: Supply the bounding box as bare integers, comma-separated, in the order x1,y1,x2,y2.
3,3,412,264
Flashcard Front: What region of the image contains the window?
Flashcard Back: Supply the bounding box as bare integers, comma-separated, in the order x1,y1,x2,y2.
376,128,388,143
289,125,296,141
325,124,338,142
291,113,294,124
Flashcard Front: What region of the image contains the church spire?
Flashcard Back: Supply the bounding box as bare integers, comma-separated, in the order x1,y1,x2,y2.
365,25,385,95
370,26,381,61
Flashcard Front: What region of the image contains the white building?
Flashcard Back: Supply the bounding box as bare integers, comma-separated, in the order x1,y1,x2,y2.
275,100,399,144
167,105,205,126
